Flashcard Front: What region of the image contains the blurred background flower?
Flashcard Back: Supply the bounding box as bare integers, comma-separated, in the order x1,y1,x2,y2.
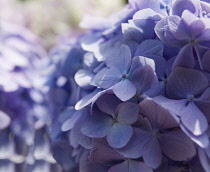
0,0,126,50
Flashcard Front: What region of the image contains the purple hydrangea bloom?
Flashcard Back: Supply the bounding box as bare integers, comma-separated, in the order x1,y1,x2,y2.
44,0,210,171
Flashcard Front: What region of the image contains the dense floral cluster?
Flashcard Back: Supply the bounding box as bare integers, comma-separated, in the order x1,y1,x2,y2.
45,0,210,172
2,0,210,172
0,21,61,172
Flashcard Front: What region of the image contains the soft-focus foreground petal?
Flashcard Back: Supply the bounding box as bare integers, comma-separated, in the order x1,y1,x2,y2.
0,111,11,130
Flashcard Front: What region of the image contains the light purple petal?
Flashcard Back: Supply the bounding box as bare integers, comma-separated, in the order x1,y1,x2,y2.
106,45,131,74
160,129,196,161
143,137,162,169
130,56,155,74
74,69,94,89
117,102,139,125
113,79,136,101
180,102,208,136
81,112,113,138
95,67,122,89
107,122,133,148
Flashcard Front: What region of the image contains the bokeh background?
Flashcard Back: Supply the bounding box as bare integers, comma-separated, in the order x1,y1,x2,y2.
0,0,126,50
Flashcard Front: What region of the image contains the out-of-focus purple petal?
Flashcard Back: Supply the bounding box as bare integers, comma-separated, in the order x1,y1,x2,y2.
0,111,11,130
113,79,136,101
75,88,101,110
129,0,160,12
107,122,133,148
79,15,111,30
74,69,94,89
160,129,196,161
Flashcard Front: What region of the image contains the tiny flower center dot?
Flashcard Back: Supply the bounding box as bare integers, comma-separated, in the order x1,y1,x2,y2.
122,74,127,79
188,95,194,102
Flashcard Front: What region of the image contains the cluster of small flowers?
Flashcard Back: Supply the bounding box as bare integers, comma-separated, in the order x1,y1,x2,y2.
0,21,62,172
44,0,210,172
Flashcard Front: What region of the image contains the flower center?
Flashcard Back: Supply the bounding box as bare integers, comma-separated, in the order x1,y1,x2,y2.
122,74,127,79
187,95,194,102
